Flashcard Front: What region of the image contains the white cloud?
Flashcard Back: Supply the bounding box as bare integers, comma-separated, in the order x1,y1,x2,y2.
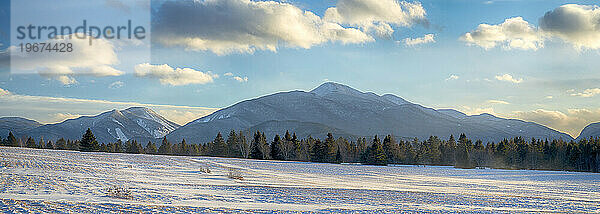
570,88,600,97
108,81,125,89
495,74,523,83
10,33,123,85
461,17,543,50
324,0,427,38
403,34,435,46
539,4,600,50
134,63,218,86
463,4,600,50
546,95,553,99
0,90,218,125
486,100,510,105
56,76,78,85
510,108,600,138
233,76,248,82
445,74,459,81
224,72,234,76
153,0,373,55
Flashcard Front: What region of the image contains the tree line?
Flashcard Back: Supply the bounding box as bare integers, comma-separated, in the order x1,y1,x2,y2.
2,128,599,172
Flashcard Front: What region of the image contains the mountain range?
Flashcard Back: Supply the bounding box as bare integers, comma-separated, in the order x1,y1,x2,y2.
165,82,576,143
1,82,599,143
8,107,179,144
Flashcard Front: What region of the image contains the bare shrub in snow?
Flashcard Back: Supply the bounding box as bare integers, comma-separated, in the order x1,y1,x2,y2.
200,166,211,173
105,186,133,199
227,168,243,180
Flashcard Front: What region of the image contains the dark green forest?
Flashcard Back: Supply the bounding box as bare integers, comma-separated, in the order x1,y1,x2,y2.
2,128,600,172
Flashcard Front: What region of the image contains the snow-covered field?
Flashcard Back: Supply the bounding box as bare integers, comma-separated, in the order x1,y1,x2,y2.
1,147,599,213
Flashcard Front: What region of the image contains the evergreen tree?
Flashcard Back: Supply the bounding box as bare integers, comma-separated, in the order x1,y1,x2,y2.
45,140,54,150
270,134,283,160
146,141,157,154
211,132,226,157
455,133,473,169
37,137,45,149
114,140,124,153
99,143,108,152
442,135,457,165
126,140,144,154
178,139,189,155
55,138,67,150
226,130,239,157
79,128,99,152
25,137,37,148
7,132,19,147
158,137,172,155
362,135,387,165
335,148,343,163
311,139,325,162
249,131,267,159
383,135,400,163
323,133,336,163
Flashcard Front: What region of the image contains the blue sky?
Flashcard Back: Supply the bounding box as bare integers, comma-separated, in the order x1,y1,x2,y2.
1,0,600,137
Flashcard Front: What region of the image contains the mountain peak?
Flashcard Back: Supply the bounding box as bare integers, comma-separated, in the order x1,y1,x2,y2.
310,82,364,97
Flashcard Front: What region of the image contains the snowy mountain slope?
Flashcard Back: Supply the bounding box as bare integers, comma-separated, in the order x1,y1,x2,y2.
577,122,600,141
22,107,179,144
0,117,42,138
167,82,573,143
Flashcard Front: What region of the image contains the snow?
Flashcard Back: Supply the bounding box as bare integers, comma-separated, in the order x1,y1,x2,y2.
114,128,128,141
112,118,124,127
1,147,599,213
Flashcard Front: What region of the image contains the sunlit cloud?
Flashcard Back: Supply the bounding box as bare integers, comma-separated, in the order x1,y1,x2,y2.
495,74,523,83
134,63,218,86
445,74,459,81
10,33,123,85
486,100,510,105
570,88,600,97
510,108,600,138
462,4,600,51
153,0,374,55
402,34,435,46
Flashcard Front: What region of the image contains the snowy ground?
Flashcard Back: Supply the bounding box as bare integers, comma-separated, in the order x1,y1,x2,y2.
1,147,599,213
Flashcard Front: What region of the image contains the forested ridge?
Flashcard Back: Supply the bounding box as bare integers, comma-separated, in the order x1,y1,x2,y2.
2,128,599,172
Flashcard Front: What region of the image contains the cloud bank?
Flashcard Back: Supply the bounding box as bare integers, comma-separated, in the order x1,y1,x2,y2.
324,0,427,38
570,88,600,97
462,4,600,50
511,108,600,138
153,0,427,55
153,0,374,55
461,17,543,50
10,33,123,85
134,63,218,86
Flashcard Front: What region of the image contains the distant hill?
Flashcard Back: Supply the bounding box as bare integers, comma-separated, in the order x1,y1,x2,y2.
577,122,600,141
21,107,180,144
0,117,42,138
167,82,573,143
